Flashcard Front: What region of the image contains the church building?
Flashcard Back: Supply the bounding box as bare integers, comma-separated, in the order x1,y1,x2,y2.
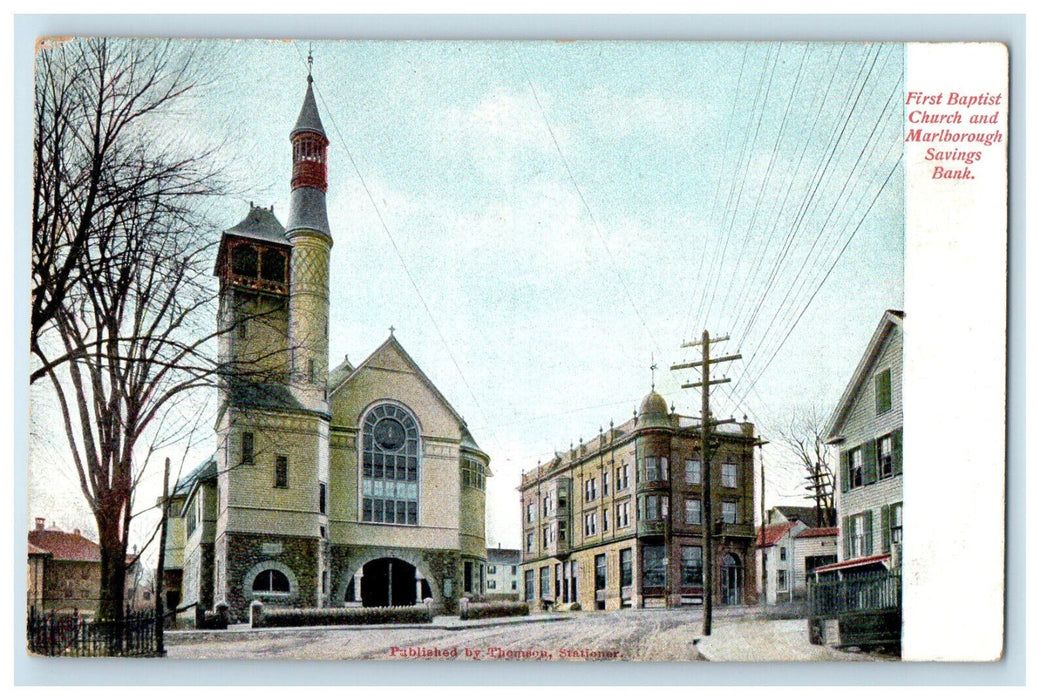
164,70,490,622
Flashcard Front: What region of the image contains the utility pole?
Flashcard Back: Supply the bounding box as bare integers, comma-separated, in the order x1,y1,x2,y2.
803,461,833,526
155,457,170,657
756,437,769,604
671,330,738,637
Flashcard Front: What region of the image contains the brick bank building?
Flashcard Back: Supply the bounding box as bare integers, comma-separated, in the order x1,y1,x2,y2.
163,71,490,622
519,389,758,611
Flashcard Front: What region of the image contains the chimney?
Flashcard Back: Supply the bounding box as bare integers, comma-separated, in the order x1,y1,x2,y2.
34,517,44,531
73,528,80,536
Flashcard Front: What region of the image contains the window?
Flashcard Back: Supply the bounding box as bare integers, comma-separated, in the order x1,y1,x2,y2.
685,498,702,525
511,580,518,591
584,512,598,537
543,526,550,548
642,545,666,588
274,456,288,489
891,503,903,544
461,458,485,489
616,463,630,490
524,570,535,600
849,447,864,489
681,546,702,587
644,494,668,521
595,554,607,591
540,567,551,599
361,404,420,525
260,249,286,284
602,472,610,496
543,492,553,515
644,456,668,481
186,494,198,534
464,561,474,593
722,501,738,525
878,435,894,478
847,511,873,558
779,546,787,562
777,570,788,592
487,579,496,590
558,520,568,541
602,508,609,532
876,369,892,415
231,244,258,277
882,502,904,552
511,566,517,575
526,532,534,553
616,501,630,528
526,502,534,524
487,565,497,575
308,358,316,382
318,482,327,514
619,548,633,588
241,431,254,465
584,478,597,503
252,569,290,594
721,463,738,488
686,459,701,485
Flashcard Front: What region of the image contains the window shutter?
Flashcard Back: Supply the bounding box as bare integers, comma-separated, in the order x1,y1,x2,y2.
862,440,878,485
893,428,903,475
880,504,891,554
841,452,851,493
862,509,874,557
842,516,850,559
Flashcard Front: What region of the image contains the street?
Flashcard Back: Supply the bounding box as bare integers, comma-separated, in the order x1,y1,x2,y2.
166,607,889,662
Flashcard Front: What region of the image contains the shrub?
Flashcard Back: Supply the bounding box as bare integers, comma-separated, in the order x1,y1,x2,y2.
459,601,530,621
253,605,433,628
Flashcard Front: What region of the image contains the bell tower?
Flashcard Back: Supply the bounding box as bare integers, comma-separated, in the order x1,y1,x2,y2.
286,62,332,414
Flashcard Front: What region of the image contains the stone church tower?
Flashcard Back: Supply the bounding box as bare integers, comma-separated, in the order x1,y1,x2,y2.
209,73,333,618
164,67,490,623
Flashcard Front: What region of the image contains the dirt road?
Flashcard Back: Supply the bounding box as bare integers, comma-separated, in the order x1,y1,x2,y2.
166,608,881,662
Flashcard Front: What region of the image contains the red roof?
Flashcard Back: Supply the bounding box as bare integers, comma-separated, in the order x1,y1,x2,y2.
795,527,839,539
756,522,795,548
27,543,50,556
28,528,101,562
813,553,890,574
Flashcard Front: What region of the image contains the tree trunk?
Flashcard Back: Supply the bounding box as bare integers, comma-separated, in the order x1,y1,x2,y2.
96,512,127,624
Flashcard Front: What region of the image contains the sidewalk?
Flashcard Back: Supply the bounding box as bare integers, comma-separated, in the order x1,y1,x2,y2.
169,611,570,641
693,617,886,662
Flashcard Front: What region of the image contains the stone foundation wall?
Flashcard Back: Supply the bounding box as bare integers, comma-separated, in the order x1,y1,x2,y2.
221,532,319,622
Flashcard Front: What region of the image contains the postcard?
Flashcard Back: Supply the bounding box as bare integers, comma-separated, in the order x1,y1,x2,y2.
22,36,1009,668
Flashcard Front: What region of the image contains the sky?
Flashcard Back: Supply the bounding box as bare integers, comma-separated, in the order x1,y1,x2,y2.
28,39,905,555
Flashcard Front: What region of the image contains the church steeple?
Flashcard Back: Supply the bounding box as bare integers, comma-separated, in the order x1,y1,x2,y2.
287,66,331,237
286,61,332,413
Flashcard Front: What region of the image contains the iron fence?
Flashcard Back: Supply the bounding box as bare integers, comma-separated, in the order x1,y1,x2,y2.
27,608,159,657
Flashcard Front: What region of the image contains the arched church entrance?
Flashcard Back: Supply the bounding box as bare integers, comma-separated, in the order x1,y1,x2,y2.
356,557,432,607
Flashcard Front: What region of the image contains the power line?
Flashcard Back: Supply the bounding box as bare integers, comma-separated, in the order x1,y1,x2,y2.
293,46,498,447
513,45,660,357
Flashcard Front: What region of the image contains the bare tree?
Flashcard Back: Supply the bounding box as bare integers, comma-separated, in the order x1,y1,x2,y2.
773,405,836,527
30,37,235,625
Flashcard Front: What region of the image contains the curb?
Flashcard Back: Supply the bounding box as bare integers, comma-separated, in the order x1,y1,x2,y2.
167,614,571,638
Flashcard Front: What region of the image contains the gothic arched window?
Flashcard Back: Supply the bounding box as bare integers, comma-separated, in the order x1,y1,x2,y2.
361,403,420,525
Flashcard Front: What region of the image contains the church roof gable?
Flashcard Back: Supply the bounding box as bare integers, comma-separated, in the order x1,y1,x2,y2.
330,334,469,429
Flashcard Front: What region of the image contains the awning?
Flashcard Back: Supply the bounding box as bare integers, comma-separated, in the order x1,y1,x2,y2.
813,553,890,574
